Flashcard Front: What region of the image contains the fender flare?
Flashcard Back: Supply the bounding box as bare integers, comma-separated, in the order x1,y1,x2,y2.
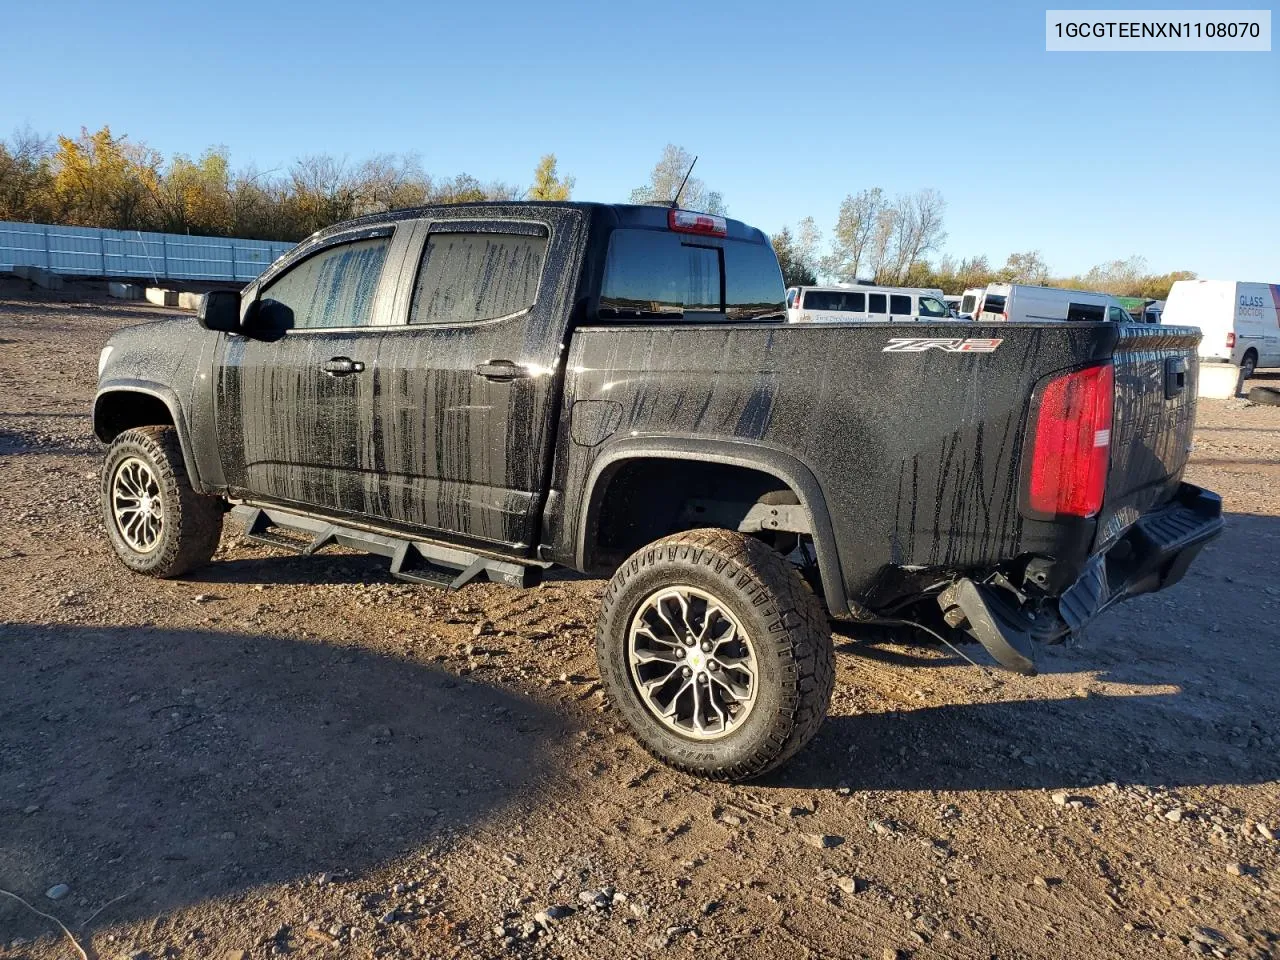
578,436,849,618
92,380,204,490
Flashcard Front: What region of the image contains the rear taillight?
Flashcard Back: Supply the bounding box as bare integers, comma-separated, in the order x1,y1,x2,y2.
1226,331,1236,349
1025,363,1114,518
668,209,727,237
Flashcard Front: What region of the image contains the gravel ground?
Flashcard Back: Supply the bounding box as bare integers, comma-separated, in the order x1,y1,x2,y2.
1,286,1278,960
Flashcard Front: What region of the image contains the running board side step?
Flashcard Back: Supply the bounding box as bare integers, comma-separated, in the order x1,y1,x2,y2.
233,505,542,590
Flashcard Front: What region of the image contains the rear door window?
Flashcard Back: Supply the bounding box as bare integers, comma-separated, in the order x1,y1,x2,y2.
889,294,912,315
867,293,887,314
410,228,548,325
960,295,976,314
259,236,390,330
982,294,1007,315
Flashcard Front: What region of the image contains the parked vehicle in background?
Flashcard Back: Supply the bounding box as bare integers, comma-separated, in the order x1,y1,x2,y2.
1116,296,1163,324
943,294,963,317
976,284,1132,324
92,201,1222,782
959,287,985,319
1163,279,1280,378
786,284,951,322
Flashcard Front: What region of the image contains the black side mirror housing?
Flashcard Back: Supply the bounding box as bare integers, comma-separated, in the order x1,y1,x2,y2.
197,290,242,333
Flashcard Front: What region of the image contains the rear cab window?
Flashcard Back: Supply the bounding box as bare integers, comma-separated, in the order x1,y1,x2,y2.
598,226,784,322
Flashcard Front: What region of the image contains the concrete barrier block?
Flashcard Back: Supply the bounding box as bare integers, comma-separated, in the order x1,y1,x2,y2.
108,282,144,300
14,265,64,289
176,291,204,311
1199,363,1242,400
145,287,179,307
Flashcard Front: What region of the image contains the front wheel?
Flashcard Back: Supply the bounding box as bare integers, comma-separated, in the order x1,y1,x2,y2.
101,426,224,577
596,529,834,781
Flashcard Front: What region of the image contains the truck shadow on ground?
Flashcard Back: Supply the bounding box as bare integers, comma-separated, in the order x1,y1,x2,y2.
776,686,1275,794
0,624,568,936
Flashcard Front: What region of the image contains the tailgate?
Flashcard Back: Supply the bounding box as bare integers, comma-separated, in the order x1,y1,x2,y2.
1096,324,1201,546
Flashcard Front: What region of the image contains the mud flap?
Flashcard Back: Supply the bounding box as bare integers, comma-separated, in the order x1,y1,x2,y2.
938,578,1037,676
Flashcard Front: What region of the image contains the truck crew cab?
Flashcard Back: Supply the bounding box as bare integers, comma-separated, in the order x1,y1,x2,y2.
94,202,1222,781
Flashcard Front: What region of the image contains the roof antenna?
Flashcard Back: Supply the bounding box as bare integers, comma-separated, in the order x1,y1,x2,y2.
669,155,698,209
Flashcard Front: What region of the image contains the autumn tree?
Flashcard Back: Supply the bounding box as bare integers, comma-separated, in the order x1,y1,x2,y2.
50,126,161,230
529,154,574,201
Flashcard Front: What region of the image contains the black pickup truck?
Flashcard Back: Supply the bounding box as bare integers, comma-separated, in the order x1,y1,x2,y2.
94,201,1222,780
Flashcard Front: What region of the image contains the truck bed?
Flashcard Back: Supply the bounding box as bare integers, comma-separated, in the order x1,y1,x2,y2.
553,321,1201,612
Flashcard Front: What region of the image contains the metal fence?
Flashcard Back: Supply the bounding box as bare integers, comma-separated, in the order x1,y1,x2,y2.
0,221,295,283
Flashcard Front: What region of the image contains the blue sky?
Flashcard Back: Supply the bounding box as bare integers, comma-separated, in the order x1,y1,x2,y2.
2,0,1276,278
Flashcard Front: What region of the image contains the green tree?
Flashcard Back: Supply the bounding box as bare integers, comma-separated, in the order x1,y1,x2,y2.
771,227,817,287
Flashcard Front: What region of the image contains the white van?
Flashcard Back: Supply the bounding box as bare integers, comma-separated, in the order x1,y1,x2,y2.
1162,279,1280,378
976,284,1131,324
786,285,952,323
958,287,985,319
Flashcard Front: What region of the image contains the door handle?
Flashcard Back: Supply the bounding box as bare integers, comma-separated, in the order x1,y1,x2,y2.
322,356,365,377
474,360,532,381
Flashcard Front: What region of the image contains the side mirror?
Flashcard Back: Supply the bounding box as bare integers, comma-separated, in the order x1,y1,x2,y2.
197,290,242,333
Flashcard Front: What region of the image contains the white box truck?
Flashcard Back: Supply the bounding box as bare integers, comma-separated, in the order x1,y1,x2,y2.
1162,280,1280,379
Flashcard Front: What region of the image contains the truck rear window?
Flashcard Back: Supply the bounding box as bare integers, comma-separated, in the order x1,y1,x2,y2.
599,229,784,322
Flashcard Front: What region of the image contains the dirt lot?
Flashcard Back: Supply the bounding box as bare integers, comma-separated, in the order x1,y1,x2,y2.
2,286,1278,960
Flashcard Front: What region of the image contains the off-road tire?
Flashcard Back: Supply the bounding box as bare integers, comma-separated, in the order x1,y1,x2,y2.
596,528,835,781
101,426,224,577
1247,385,1280,407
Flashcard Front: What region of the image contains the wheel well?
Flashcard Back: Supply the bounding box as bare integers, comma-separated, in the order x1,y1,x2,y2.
94,391,175,442
584,458,810,574
1244,347,1258,361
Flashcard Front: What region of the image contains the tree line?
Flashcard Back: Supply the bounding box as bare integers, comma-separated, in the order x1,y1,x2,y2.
0,125,574,242
1,127,1194,299
771,188,1194,300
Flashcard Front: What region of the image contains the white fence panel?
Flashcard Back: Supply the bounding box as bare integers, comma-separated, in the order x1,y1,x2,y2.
0,221,294,282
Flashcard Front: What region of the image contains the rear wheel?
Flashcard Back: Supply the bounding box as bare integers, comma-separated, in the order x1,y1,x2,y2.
596,528,834,781
101,426,224,577
1241,349,1258,381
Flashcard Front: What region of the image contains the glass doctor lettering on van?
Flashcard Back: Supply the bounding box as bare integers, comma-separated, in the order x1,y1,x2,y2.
1046,10,1271,50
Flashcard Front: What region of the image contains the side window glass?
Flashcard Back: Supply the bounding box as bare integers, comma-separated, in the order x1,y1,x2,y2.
259,236,390,330
890,294,912,315
1108,306,1130,323
868,293,887,314
918,296,948,318
847,291,866,311
410,230,548,325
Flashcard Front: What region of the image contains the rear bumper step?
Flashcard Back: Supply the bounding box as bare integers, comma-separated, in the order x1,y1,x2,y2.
1059,483,1222,631
234,505,543,590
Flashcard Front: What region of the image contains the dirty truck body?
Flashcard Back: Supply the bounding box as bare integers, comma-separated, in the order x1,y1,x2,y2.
94,201,1222,780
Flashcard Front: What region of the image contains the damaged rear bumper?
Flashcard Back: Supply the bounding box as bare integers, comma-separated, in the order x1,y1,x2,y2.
939,483,1223,675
